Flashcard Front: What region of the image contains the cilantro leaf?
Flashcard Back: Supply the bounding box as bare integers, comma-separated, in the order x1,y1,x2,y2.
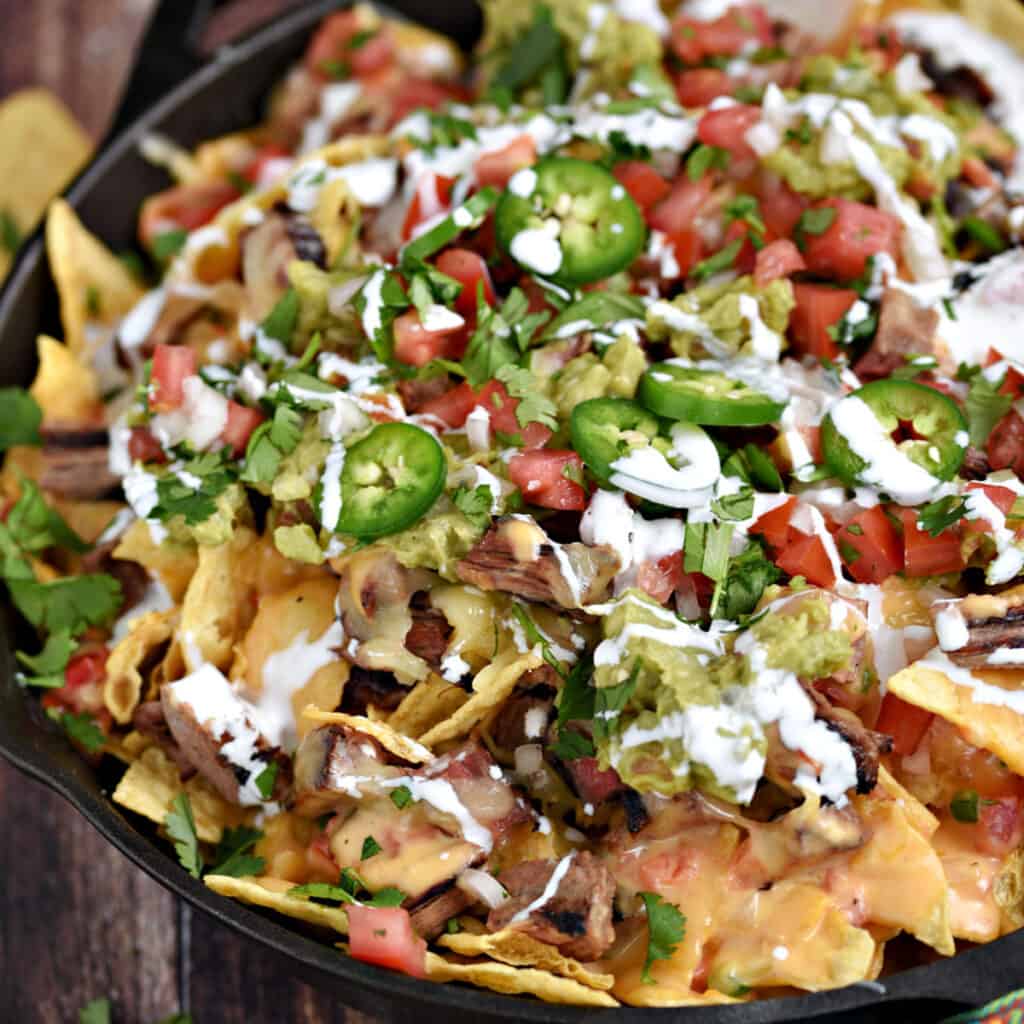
710,486,755,522
683,521,733,583
918,495,968,537
390,785,413,809
0,388,42,450
510,603,567,678
557,654,595,726
361,835,382,860
714,539,782,621
794,206,836,250
153,454,234,525
452,484,493,530
254,761,278,800
241,404,304,485
550,728,595,760
16,629,75,688
261,287,300,345
165,792,204,878
541,291,645,341
640,892,686,983
491,4,562,93
288,880,356,904
462,288,548,388
494,365,558,430
211,825,266,878
8,574,122,636
963,368,1013,447
152,229,188,263
693,238,742,281
593,661,639,743
356,270,409,362
368,887,407,907
6,477,88,554
58,711,106,754
686,144,729,182
79,998,112,1024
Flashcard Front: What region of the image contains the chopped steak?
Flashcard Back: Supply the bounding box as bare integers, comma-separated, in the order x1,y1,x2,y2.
404,593,452,670
943,594,1024,668
854,287,943,382
487,851,616,961
409,884,471,940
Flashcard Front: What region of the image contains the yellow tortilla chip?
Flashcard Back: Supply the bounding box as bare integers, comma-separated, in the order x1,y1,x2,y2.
113,520,198,602
995,847,1024,933
104,610,177,724
301,707,433,764
419,649,543,747
888,661,1024,774
386,676,468,739
438,930,614,991
424,951,618,1008
0,89,91,279
206,875,350,934
45,198,143,354
112,745,247,843
873,765,939,838
53,499,125,546
29,335,102,425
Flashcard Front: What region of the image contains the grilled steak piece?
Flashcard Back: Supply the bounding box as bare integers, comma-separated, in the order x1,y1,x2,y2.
457,517,620,610
132,700,196,780
404,593,452,671
37,427,120,499
340,666,406,715
940,594,1024,669
487,851,616,961
409,884,471,940
397,375,450,413
854,287,942,382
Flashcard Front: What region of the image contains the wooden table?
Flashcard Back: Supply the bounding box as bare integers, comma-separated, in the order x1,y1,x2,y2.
0,1,375,1020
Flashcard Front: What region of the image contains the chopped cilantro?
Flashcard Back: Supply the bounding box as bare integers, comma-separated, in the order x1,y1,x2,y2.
962,366,1013,447
79,998,112,1024
462,287,548,387
165,792,203,878
211,825,266,878
494,364,558,430
491,4,562,95
153,452,234,525
711,486,755,522
510,602,567,678
556,655,595,726
152,228,188,263
242,404,304,485
592,662,639,743
452,484,493,530
950,789,980,823
260,287,300,346
254,762,278,800
794,206,836,250
918,495,968,537
686,143,729,182
8,573,122,637
715,539,782,621
0,387,42,450
550,729,595,760
639,892,686,983
16,629,75,688
57,710,106,754
361,835,382,860
693,238,742,281
390,785,413,809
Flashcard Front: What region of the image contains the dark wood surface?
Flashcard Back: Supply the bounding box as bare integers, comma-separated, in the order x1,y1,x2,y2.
0,1,377,1020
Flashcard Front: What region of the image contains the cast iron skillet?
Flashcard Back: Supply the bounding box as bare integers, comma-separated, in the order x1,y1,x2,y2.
0,1,1021,1019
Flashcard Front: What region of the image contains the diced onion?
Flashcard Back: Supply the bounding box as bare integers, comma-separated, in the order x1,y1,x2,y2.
514,743,544,776
328,275,369,317
456,868,508,909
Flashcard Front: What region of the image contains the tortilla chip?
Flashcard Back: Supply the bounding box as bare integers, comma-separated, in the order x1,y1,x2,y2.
888,661,1024,774
53,499,125,546
29,335,102,425
206,874,350,934
0,89,91,279
995,847,1024,932
419,649,543,747
424,951,618,1007
617,986,741,1008
113,520,198,601
45,198,143,354
438,930,614,991
301,707,433,764
104,610,177,724
112,745,247,843
873,765,939,838
391,21,464,78
386,676,468,739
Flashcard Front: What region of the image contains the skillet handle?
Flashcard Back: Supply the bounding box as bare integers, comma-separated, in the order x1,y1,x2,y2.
105,0,294,143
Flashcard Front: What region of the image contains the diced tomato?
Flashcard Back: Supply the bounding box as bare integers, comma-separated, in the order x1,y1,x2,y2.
670,5,772,64
801,198,902,282
647,175,713,235
386,79,468,129
668,229,704,277
750,497,796,550
150,344,197,412
305,12,393,78
722,221,756,274
65,649,109,689
346,906,427,979
636,551,685,605
984,349,1024,396
977,796,1024,857
987,409,1024,476
875,692,933,756
243,144,292,187
774,533,836,587
897,507,965,577
788,283,858,360
836,505,903,584
696,104,762,161
962,155,999,190
349,29,394,76
962,482,1017,534
857,25,905,71
757,174,809,240
674,68,734,108
435,248,496,319
220,401,265,457
613,161,671,211
669,17,706,64
392,309,466,368
475,381,552,449
139,182,240,249
128,427,166,464
753,238,805,287
508,450,586,511
401,173,455,242
474,135,536,190
418,381,478,427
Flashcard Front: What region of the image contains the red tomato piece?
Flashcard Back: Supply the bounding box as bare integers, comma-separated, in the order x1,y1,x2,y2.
613,161,671,210
475,381,552,449
875,692,933,756
987,409,1024,475
723,221,757,275
977,797,1024,857
667,230,704,278
150,344,197,412
474,135,536,190
392,309,465,368
401,173,455,242
696,104,762,161
66,649,109,689
674,68,735,108
386,79,468,129
962,482,1017,534
750,497,797,550
435,248,497,318
774,533,836,587
898,508,965,577
139,182,240,249
305,10,361,72
757,174,809,240
346,906,427,979
801,198,902,282
788,283,858,360
962,155,999,190
221,401,265,457
242,144,292,186
647,175,713,235
753,238,805,287
563,757,625,803
636,551,685,605
128,427,166,464
836,505,903,584
508,450,586,511
418,381,478,427
670,5,771,63
350,29,394,76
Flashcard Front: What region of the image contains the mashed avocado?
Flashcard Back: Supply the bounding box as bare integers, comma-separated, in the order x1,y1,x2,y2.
381,509,484,580
551,336,647,417
273,523,325,564
288,261,365,353
647,276,794,360
592,592,852,802
271,424,330,502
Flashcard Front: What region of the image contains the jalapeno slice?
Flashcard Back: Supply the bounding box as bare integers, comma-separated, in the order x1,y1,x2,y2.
821,379,968,491
495,157,645,286
639,362,787,426
336,423,445,539
570,397,661,482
